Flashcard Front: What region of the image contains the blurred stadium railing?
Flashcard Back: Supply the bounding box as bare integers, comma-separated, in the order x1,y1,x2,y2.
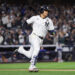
0,45,75,63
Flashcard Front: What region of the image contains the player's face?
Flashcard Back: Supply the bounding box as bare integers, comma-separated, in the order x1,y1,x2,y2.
43,10,48,18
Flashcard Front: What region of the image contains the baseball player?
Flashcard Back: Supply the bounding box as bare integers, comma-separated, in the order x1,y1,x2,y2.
15,5,55,72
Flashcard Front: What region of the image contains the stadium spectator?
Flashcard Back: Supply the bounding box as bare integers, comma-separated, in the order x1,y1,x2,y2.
0,33,4,44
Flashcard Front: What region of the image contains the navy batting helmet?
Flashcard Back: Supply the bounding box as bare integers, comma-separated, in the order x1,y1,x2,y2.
40,5,49,13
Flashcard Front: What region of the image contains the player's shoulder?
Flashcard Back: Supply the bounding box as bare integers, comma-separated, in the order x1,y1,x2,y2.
46,17,51,20
46,17,53,22
33,15,41,20
31,15,39,18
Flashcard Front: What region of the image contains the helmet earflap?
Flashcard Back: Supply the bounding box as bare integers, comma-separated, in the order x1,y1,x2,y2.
40,7,44,13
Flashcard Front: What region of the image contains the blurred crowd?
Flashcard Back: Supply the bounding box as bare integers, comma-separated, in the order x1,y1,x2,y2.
0,3,75,45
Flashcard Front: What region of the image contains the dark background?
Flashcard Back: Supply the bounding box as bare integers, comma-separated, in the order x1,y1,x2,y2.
0,0,75,5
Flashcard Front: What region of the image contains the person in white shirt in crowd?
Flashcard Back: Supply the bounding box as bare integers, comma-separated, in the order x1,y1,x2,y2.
0,33,4,45
18,30,25,45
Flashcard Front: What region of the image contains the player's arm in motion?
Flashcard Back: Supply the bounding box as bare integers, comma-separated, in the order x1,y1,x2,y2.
48,19,55,37
26,16,35,25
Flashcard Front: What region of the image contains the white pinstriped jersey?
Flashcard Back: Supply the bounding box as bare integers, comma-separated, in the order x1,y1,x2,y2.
26,15,54,38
